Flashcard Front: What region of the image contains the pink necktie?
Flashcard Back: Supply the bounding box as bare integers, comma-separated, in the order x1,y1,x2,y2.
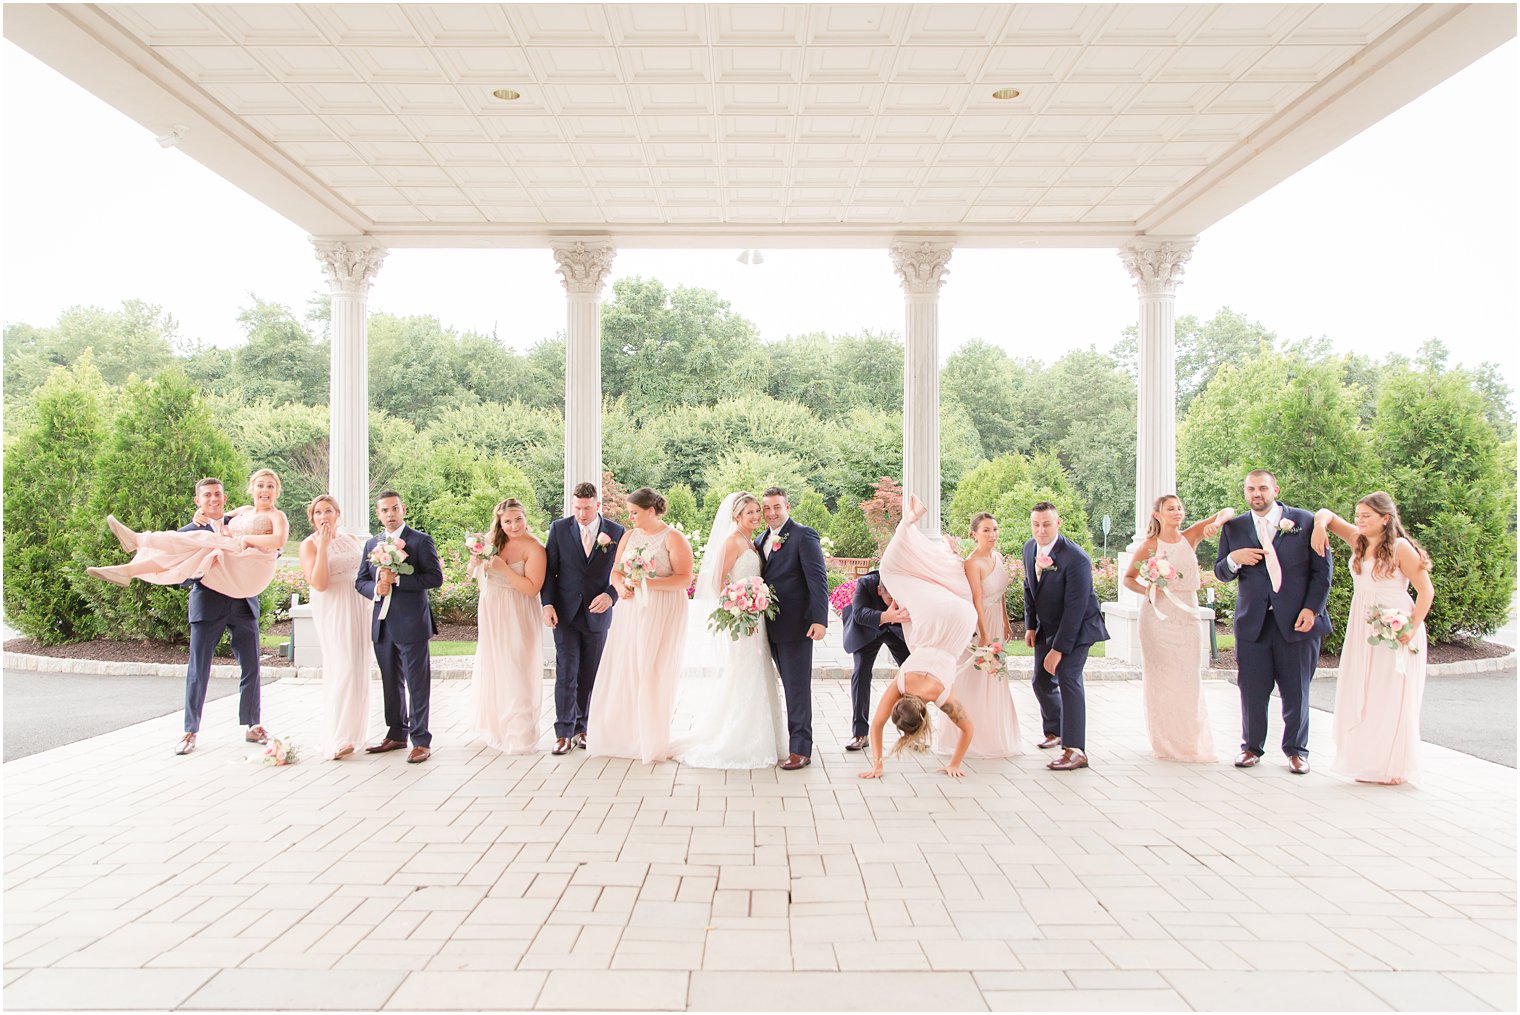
582,527,593,555
1256,516,1283,593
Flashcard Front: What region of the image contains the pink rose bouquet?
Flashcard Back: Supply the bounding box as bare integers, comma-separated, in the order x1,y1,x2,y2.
708,576,780,641
259,736,298,767
1367,605,1420,673
369,535,414,619
1136,554,1177,590
968,641,1010,680
464,532,493,563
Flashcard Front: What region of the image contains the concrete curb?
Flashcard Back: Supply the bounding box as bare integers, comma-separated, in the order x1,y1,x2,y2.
6,648,1510,681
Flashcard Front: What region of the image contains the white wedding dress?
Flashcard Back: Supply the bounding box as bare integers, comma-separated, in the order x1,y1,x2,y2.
673,546,788,769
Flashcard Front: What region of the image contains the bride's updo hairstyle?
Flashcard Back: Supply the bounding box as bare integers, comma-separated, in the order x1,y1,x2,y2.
889,693,932,756
628,487,667,516
730,492,758,520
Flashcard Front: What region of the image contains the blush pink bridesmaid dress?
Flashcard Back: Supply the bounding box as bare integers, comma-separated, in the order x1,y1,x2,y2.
471,557,546,754
1137,537,1216,763
93,511,280,599
936,559,1023,758
307,530,371,758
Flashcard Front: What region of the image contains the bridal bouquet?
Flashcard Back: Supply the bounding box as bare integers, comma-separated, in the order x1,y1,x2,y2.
369,536,415,619
968,641,1011,680
1367,605,1420,672
708,576,780,641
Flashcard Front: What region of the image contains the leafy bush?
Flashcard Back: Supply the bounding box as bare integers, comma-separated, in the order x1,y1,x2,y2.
430,542,481,625
266,565,310,623
2,355,112,644
69,370,248,641
828,500,877,558
826,568,851,595
663,483,701,531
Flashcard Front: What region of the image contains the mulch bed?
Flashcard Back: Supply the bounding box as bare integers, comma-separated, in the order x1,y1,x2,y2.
1208,635,1511,671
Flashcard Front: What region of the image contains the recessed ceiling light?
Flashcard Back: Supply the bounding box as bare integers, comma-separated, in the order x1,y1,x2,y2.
992,88,1021,100
491,88,522,101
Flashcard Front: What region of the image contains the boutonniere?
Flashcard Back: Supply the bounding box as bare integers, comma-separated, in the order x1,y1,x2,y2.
1276,518,1299,536
1036,554,1057,575
595,532,612,553
770,532,790,553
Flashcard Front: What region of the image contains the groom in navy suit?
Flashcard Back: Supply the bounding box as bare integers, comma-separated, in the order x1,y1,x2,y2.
356,491,443,764
1213,469,1332,774
758,487,829,770
1022,502,1109,772
541,481,626,755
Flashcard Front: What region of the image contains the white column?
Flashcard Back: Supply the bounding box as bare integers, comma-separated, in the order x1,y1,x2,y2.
312,237,386,534
552,238,615,514
890,238,953,533
1103,237,1200,666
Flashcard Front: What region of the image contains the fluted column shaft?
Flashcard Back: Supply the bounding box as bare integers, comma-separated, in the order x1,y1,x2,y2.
313,238,386,534
891,239,953,533
1120,238,1196,538
553,239,616,514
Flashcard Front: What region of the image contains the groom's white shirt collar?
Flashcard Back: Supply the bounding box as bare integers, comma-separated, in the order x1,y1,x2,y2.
1251,503,1283,530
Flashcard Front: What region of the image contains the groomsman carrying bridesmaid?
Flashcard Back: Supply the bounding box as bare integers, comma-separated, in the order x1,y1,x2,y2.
541,482,625,755
1213,469,1332,775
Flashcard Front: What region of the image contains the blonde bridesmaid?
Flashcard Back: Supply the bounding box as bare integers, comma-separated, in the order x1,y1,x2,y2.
587,488,694,764
1123,495,1233,763
935,512,1022,758
1312,493,1434,785
468,498,548,754
299,495,371,760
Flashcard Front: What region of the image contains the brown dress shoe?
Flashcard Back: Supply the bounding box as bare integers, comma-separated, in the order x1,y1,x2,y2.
1036,734,1062,750
245,725,269,744
1288,755,1310,775
844,736,869,752
779,753,811,770
366,739,408,754
552,738,572,756
572,732,587,750
1047,749,1089,771
407,747,431,764
1233,751,1261,768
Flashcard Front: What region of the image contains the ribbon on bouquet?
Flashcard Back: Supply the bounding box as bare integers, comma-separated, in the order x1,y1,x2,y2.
374,571,396,621
1143,582,1194,622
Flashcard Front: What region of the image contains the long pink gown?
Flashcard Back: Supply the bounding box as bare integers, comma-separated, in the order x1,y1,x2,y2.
587,527,688,763
471,557,545,754
1331,545,1428,784
936,558,1022,758
308,532,370,758
106,512,280,598
879,518,978,696
1137,537,1217,763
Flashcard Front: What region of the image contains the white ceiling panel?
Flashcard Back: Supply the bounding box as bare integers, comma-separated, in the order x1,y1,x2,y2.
13,2,1492,246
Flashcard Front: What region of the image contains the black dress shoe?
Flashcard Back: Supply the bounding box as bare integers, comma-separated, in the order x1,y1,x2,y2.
366,739,408,754
552,738,572,756
844,736,869,752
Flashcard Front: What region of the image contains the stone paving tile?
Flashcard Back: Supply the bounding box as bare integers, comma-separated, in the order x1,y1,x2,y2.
4,679,1514,1011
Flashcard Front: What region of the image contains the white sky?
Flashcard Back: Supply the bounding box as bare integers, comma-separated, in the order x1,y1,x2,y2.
3,37,1516,391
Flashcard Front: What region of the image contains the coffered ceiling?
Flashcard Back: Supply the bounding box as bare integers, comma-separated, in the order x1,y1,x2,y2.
5,4,1512,248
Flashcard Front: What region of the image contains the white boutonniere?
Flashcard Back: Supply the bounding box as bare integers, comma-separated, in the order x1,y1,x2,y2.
595,532,612,553
1277,518,1299,536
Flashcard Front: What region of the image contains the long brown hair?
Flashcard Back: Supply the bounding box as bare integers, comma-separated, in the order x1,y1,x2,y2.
1145,494,1181,541
487,498,525,555
889,694,932,756
1352,491,1430,579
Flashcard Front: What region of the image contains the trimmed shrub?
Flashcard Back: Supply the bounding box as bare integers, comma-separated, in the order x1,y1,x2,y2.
2,355,112,644
828,500,877,558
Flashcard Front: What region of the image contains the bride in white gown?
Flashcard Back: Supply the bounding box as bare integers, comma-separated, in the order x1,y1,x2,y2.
673,492,788,769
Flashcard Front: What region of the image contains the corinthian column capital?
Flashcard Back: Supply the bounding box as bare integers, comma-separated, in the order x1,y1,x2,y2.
890,238,954,295
1119,238,1197,298
312,237,387,295
552,238,616,295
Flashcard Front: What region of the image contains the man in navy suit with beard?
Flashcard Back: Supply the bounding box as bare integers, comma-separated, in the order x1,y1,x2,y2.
840,569,910,752
541,481,626,755
758,487,829,770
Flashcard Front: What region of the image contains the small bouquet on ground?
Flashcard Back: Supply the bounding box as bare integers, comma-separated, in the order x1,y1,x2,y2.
1136,553,1187,620
968,641,1011,680
1367,605,1420,673
253,736,298,767
622,544,656,596
709,576,780,641
369,535,415,619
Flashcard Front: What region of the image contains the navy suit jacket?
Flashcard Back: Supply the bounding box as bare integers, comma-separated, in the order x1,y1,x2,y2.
178,520,260,624
540,515,626,632
1212,504,1333,643
841,571,907,655
1022,534,1109,654
757,518,829,642
355,525,443,643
